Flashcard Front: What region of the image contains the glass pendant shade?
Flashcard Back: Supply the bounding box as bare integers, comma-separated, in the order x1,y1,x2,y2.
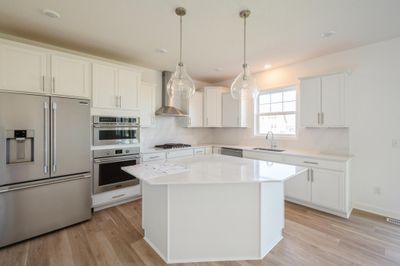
167,7,195,99
231,64,258,99
231,9,259,100
167,62,195,99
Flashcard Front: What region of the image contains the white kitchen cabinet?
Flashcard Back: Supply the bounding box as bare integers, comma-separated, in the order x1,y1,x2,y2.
284,169,311,202
321,74,346,127
221,92,247,127
300,73,346,127
212,147,221,154
0,41,47,94
142,152,166,162
300,77,320,127
92,63,118,109
92,62,140,111
242,149,351,218
51,54,90,98
140,82,156,127
203,86,223,127
184,91,203,127
285,167,344,211
166,149,193,159
311,168,344,211
193,148,206,156
118,68,139,110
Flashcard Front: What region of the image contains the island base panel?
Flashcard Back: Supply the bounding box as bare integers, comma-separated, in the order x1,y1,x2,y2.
142,182,284,263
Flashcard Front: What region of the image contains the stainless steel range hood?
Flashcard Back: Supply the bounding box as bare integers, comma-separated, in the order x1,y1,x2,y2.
155,71,188,117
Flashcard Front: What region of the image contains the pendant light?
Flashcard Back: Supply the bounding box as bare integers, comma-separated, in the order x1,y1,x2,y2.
230,10,258,99
167,7,195,99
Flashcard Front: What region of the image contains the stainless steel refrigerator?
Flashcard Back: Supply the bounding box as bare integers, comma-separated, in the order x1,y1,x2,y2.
0,92,92,247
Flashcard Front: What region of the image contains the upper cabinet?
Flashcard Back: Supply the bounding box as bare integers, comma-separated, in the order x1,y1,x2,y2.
203,86,223,127
92,63,117,109
140,82,156,127
221,92,247,127
0,41,47,94
182,91,203,128
0,39,90,99
50,54,90,98
118,68,139,110
300,73,347,127
92,62,140,112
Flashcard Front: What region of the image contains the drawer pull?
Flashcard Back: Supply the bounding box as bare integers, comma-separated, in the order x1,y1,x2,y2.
112,194,126,199
149,156,160,159
303,161,318,165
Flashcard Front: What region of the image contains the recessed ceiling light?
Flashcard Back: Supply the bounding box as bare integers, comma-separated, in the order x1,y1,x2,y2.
42,9,61,19
321,31,336,39
264,64,272,69
214,67,223,72
155,48,168,54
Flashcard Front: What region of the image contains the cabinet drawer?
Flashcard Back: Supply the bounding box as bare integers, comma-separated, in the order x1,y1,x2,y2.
142,152,166,162
194,148,206,156
166,149,193,159
212,147,221,154
243,150,285,163
284,156,346,171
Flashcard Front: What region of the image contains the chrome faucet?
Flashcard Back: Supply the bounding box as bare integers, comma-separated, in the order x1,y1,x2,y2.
266,131,275,149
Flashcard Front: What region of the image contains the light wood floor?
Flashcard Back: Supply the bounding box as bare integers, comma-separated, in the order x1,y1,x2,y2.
1,200,400,266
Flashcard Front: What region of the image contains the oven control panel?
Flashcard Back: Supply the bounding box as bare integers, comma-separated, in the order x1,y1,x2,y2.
93,146,140,159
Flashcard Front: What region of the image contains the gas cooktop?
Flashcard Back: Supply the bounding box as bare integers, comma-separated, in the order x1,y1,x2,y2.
154,143,192,149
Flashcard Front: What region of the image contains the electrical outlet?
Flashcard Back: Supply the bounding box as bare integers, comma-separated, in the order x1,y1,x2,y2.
392,139,400,149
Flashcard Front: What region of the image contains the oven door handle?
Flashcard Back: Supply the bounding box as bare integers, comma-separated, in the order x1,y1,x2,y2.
93,125,139,129
94,156,140,164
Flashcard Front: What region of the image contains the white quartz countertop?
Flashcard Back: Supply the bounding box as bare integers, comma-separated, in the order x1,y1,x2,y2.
140,144,352,161
122,154,307,185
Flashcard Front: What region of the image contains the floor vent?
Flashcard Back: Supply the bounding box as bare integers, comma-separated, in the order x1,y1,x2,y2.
386,217,400,226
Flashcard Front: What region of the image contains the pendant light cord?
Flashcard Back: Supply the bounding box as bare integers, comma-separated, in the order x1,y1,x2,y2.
243,15,247,66
179,15,183,64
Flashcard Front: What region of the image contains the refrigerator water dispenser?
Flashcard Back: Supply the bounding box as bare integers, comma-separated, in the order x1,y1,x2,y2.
6,130,34,164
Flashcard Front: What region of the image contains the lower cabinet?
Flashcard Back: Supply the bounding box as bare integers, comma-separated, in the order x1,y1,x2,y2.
311,168,344,211
285,168,344,212
284,169,311,202
243,150,351,218
166,149,193,159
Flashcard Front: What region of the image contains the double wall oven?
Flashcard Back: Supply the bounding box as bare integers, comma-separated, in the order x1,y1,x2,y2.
92,116,140,194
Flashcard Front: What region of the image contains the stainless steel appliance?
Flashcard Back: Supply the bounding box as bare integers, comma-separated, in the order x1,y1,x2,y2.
93,116,139,146
221,147,243,157
155,143,192,149
0,92,91,248
93,147,140,193
155,71,188,117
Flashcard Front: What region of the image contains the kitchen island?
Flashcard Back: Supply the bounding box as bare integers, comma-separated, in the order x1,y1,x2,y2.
123,154,307,264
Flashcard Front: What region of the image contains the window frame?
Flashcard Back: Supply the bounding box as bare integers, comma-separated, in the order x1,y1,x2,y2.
254,85,298,138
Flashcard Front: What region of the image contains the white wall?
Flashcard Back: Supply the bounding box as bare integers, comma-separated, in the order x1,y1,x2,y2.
214,37,400,219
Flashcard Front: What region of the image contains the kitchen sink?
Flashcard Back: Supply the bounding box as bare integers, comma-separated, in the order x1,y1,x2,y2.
253,148,285,152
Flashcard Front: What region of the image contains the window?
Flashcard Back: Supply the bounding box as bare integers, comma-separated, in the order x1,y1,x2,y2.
256,86,297,136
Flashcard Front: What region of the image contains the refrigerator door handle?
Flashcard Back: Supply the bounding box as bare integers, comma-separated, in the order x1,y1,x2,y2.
0,173,91,194
52,102,57,173
44,102,49,174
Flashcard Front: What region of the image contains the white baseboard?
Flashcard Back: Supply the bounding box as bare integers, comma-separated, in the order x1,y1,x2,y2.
352,202,400,219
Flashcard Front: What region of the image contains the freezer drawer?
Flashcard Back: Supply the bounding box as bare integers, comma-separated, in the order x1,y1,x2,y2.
0,174,92,248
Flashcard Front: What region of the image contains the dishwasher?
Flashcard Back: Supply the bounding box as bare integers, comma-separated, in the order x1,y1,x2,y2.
220,147,243,157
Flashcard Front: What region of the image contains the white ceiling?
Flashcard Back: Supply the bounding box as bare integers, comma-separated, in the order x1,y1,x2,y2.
1,0,400,83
